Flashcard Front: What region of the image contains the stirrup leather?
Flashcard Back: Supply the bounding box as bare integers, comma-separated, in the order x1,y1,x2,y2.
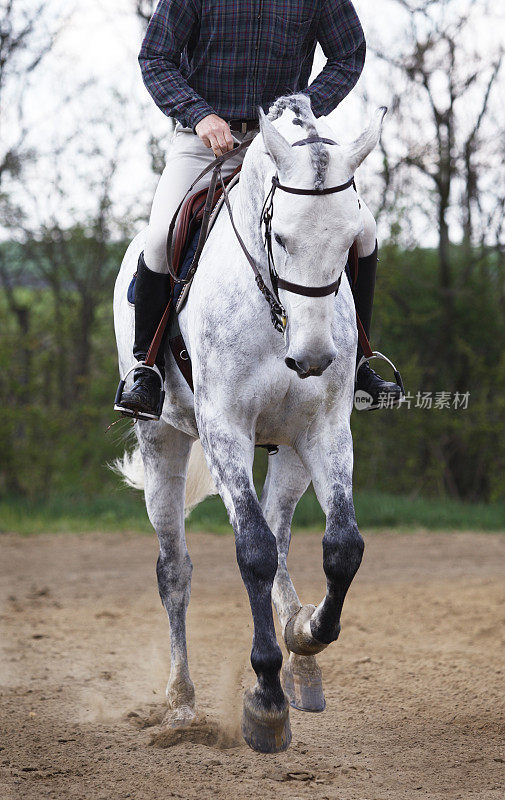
114,361,165,421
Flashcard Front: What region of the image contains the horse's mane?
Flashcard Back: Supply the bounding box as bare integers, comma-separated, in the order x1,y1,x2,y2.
266,93,330,191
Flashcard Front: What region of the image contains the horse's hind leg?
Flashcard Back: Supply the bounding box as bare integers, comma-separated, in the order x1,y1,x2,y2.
261,446,325,712
136,422,195,727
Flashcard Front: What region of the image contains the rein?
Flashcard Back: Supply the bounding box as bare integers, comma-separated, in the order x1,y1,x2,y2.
164,137,254,286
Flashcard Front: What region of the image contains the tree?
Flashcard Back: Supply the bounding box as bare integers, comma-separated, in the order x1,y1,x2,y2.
350,0,505,499
371,0,503,296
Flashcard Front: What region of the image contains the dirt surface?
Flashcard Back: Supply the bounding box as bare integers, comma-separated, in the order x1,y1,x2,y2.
1,529,504,800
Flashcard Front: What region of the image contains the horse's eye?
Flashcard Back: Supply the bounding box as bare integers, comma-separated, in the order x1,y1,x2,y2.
274,233,286,249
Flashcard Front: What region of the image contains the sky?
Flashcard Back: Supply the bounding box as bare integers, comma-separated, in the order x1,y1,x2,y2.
6,0,505,244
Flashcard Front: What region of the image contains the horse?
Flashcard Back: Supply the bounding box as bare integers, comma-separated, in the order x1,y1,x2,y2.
113,93,386,753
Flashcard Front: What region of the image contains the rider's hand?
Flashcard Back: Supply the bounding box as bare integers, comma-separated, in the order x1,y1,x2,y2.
195,114,234,156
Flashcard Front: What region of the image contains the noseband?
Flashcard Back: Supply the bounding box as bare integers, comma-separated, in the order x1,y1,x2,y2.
259,135,356,330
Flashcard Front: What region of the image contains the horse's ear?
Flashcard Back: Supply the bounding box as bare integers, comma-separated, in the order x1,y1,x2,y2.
258,108,294,174
344,107,387,173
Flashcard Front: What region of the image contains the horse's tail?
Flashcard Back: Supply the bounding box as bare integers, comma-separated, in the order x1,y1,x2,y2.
112,439,217,516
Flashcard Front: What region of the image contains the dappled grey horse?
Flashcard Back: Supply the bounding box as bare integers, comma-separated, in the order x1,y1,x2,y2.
114,94,386,752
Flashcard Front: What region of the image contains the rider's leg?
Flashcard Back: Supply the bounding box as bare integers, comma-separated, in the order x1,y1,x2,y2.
143,124,246,274
117,124,249,418
353,200,402,408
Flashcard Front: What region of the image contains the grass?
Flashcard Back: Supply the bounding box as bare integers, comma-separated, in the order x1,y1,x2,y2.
1,486,504,536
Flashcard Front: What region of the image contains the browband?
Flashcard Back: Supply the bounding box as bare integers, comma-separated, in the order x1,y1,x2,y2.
291,135,339,147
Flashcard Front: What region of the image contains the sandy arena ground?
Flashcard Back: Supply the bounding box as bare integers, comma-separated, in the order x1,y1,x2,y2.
1,528,504,800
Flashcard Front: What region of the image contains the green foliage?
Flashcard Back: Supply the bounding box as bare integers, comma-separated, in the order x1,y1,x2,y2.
1,237,504,524
351,243,505,502
0,233,127,499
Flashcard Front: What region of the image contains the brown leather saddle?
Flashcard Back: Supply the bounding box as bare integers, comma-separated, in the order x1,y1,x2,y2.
171,164,243,280
161,163,243,390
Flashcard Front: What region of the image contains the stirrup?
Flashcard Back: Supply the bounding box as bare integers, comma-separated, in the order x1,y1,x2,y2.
354,350,405,411
114,361,165,422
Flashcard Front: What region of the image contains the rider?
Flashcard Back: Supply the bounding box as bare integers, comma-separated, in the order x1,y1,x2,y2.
116,0,403,419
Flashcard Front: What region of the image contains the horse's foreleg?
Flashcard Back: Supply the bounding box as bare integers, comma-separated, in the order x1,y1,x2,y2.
261,447,325,712
290,425,364,653
137,423,195,727
198,422,290,753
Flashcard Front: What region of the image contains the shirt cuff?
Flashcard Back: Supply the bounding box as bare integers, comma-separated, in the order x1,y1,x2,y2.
186,101,216,133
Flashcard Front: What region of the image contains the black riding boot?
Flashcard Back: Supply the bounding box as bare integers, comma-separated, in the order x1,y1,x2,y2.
353,243,403,410
115,252,171,420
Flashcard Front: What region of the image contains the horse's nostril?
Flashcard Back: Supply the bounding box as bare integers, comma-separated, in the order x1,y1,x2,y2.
320,353,336,372
285,357,310,375
295,359,310,374
285,357,300,373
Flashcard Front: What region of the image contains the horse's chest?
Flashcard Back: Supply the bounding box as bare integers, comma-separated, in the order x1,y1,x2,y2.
252,375,340,446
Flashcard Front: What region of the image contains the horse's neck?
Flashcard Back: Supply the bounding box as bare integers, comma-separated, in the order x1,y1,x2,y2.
233,156,269,269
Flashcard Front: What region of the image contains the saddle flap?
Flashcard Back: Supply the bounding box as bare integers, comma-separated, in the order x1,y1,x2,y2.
172,164,243,274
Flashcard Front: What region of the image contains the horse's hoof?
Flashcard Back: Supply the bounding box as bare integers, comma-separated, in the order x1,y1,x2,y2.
284,604,329,656
241,688,291,753
161,705,196,729
282,653,326,712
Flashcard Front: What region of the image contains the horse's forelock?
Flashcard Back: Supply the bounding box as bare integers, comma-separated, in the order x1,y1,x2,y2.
267,93,314,122
266,94,329,190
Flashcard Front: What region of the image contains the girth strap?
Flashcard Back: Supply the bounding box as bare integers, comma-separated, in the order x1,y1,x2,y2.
169,334,194,391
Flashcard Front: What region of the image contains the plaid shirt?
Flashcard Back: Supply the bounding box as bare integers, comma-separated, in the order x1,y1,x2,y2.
139,0,366,131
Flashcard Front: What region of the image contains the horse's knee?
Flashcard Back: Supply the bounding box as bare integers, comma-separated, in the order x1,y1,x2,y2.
236,522,278,585
234,493,279,585
322,514,364,586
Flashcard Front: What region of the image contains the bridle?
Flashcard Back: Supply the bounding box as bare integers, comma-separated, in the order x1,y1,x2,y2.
161,130,358,339
219,134,357,333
